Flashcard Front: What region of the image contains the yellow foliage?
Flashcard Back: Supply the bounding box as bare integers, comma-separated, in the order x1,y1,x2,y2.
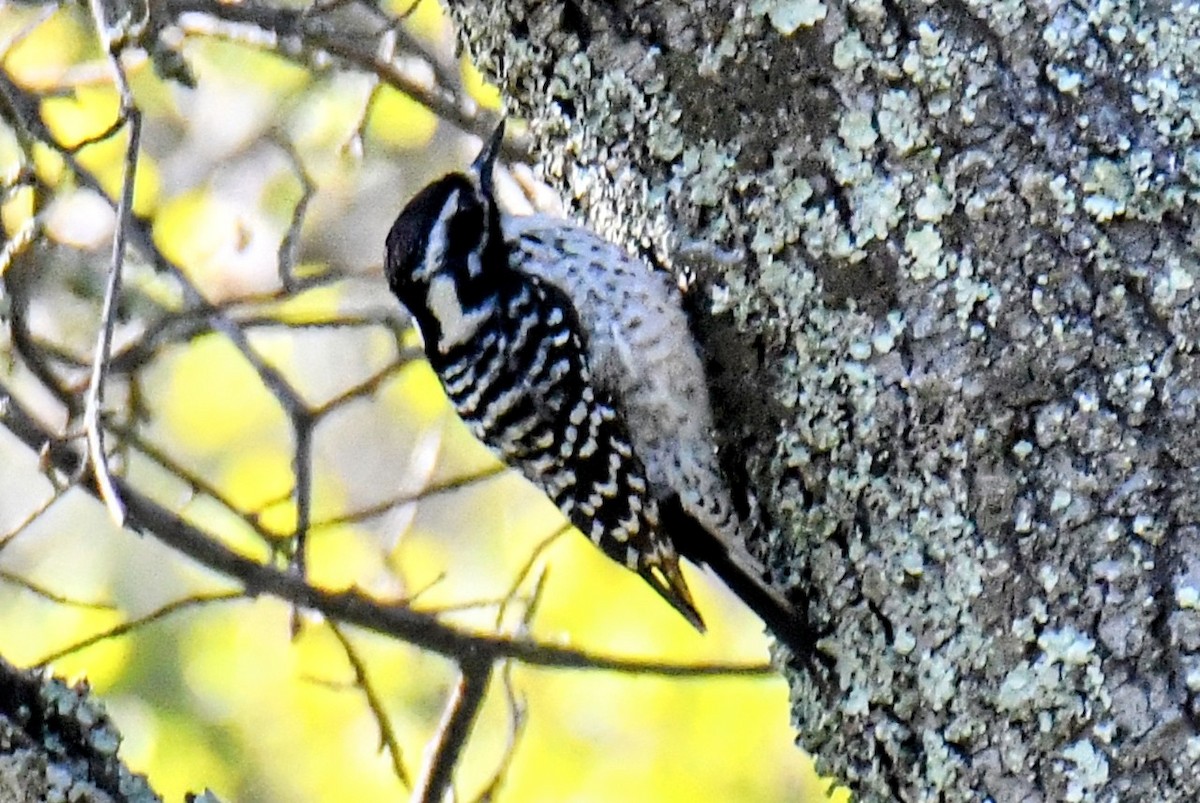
2,8,91,87
32,141,67,186
125,709,237,803
41,85,121,148
269,284,346,326
305,523,381,591
42,616,132,693
367,87,438,150
0,602,128,690
291,85,372,155
159,333,288,454
40,87,161,215
190,39,310,96
152,188,275,298
219,448,297,532
460,56,503,111
393,0,449,43
1,184,33,236
380,359,455,430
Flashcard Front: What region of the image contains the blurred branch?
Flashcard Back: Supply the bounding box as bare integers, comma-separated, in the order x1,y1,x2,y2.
412,656,492,803
32,589,244,667
81,40,141,527
329,621,411,791
1,377,774,678
0,569,118,611
292,412,315,577
170,0,466,124
471,660,526,803
495,525,565,631
110,422,288,546
273,134,315,292
312,464,507,531
420,543,545,803
0,489,65,553
310,354,420,414
165,0,524,154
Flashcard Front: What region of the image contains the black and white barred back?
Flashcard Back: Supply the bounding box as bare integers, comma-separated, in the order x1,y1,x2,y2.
385,122,809,652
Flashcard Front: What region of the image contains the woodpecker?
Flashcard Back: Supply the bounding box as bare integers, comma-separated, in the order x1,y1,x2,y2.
384,122,809,653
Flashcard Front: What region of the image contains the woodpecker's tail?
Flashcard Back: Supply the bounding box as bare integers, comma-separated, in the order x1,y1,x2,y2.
661,499,814,658
639,557,707,633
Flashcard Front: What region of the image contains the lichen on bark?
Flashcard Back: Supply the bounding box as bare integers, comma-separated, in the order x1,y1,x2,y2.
0,657,159,803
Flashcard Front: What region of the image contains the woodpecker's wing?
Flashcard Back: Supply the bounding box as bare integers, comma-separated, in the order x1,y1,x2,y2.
508,274,707,632
502,215,742,528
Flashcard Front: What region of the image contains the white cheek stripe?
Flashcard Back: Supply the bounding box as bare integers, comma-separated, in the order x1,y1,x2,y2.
428,275,490,351
418,189,460,280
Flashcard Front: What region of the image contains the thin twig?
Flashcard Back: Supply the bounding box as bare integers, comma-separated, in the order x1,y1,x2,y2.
329,621,411,790
412,657,493,803
310,356,417,417
109,423,284,545
64,113,128,153
166,0,491,139
339,24,392,158
312,465,507,531
0,490,66,553
291,415,314,580
495,525,568,631
272,134,315,291
33,590,244,667
471,660,526,803
82,46,142,527
4,378,778,677
0,569,118,611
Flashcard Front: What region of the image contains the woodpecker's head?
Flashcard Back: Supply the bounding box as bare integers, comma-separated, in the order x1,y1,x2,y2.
385,121,509,353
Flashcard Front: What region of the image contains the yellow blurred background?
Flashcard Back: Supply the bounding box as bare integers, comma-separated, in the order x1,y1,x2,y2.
0,2,840,800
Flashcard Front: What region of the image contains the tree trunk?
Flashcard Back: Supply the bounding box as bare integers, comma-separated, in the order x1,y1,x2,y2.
0,658,160,802
447,1,1200,799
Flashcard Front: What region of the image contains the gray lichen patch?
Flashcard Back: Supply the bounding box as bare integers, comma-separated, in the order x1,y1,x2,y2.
451,0,1200,800
0,658,159,803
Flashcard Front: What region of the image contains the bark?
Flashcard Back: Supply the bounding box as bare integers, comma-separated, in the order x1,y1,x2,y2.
0,657,160,803
446,1,1200,800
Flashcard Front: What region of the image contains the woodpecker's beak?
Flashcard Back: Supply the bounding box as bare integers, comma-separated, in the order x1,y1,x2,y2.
471,119,506,194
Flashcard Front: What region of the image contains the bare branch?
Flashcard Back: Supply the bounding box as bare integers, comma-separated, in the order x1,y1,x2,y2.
292,415,314,578
412,657,492,803
310,355,419,417
82,47,142,527
0,569,118,611
312,465,507,531
165,0,519,151
495,524,567,631
33,590,244,667
111,423,285,546
329,622,411,790
4,379,774,678
0,489,64,554
471,661,527,803
272,134,316,292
